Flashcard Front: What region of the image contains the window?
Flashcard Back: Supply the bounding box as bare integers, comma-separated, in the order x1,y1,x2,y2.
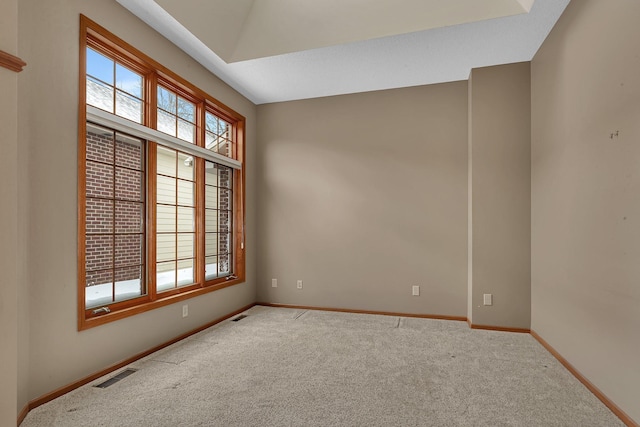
79,16,245,330
205,161,234,280
205,111,234,157
155,146,196,291
157,86,196,143
85,124,146,309
86,47,144,123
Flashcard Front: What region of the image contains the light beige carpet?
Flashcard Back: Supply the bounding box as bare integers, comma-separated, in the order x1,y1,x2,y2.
21,306,624,426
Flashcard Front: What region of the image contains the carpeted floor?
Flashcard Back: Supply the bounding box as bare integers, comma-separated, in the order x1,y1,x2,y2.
21,306,624,426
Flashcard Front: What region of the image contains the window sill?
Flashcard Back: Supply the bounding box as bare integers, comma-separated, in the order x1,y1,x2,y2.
79,276,245,330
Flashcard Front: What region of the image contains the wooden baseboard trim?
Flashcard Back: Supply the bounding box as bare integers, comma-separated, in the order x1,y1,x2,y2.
256,302,467,322
530,330,638,427
17,404,29,426
17,303,636,427
0,50,27,72
470,323,530,333
20,303,255,425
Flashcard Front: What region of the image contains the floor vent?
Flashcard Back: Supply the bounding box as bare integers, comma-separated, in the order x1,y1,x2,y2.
94,368,138,389
231,314,247,322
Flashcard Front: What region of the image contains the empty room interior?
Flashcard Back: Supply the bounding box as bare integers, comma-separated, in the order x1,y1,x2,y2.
1,0,639,425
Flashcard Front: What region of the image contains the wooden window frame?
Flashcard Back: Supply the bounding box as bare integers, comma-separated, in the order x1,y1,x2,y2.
78,15,246,330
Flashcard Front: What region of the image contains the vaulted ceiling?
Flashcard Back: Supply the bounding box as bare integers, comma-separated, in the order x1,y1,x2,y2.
116,0,570,104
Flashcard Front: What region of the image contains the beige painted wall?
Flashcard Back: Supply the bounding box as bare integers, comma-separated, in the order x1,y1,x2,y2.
18,0,257,403
468,63,531,329
0,0,20,422
531,0,640,423
256,83,468,316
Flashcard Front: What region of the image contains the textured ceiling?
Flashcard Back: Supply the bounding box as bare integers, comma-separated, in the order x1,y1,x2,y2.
115,0,570,105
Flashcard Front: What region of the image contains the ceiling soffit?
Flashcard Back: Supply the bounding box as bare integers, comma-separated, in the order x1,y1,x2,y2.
115,0,570,104
155,0,532,63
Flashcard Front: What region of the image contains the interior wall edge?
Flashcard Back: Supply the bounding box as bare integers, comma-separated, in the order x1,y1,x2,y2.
530,330,638,427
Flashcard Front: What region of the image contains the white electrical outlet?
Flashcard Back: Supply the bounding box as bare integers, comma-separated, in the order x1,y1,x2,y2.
182,304,189,317
272,278,278,288
297,280,303,290
412,285,420,296
483,294,493,306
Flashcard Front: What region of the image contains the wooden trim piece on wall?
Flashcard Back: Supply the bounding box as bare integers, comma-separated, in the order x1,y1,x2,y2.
531,330,638,427
257,302,468,322
20,303,255,425
0,50,26,72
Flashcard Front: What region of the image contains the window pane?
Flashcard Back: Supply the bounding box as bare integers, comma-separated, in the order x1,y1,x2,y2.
157,146,176,177
115,201,143,233
205,112,217,133
115,234,143,267
116,168,143,201
205,185,217,209
177,119,195,143
115,91,143,123
177,180,194,207
177,259,194,286
177,233,194,259
86,47,114,84
205,132,217,152
86,198,114,234
218,140,231,157
218,121,230,138
205,112,233,157
177,207,194,232
219,210,231,234
157,205,176,233
86,124,114,163
218,166,233,189
86,235,113,272
157,109,176,137
205,233,217,257
219,253,231,275
205,256,217,280
86,269,114,309
218,164,230,187
114,266,144,303
177,97,194,122
157,86,176,114
86,162,114,199
177,152,194,180
115,64,142,98
157,176,176,205
87,77,114,112
205,162,218,186
219,188,232,211
116,134,143,169
156,233,176,262
219,233,232,256
156,261,176,292
205,209,218,233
